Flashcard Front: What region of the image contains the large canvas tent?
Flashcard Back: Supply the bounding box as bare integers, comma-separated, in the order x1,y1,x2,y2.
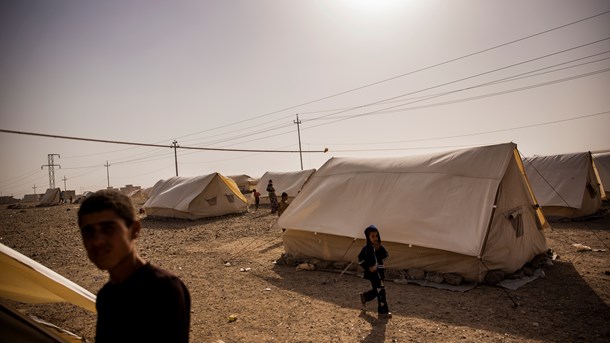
0,243,96,312
254,169,316,204
38,188,60,206
593,152,610,199
143,173,248,219
278,143,549,282
523,152,604,219
0,243,95,342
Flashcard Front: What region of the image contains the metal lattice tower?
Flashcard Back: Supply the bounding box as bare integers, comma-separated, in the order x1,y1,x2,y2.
41,154,61,189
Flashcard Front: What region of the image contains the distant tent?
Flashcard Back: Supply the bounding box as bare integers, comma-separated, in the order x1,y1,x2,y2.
227,174,256,193
72,191,93,204
593,152,610,199
141,186,154,198
279,143,549,283
38,188,60,207
127,188,148,202
254,169,316,204
143,173,248,219
0,243,95,342
524,152,604,219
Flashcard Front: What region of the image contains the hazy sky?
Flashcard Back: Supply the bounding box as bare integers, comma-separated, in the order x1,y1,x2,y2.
1,0,609,198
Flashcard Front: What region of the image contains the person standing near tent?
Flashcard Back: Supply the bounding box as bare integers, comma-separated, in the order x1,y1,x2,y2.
253,189,261,210
277,192,289,217
267,179,278,214
78,190,191,342
358,224,391,318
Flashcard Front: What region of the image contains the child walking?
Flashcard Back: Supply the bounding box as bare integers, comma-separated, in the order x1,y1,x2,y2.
252,189,261,210
358,224,391,318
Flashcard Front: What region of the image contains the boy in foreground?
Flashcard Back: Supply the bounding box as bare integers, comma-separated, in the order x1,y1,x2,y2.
358,224,391,318
78,190,191,342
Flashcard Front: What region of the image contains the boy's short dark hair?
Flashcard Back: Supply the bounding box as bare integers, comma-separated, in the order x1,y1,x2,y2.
281,192,288,197
78,190,137,227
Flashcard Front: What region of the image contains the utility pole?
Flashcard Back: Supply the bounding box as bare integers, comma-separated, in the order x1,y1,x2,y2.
62,176,68,191
41,154,61,189
294,114,303,170
172,140,179,176
32,184,37,195
104,161,111,188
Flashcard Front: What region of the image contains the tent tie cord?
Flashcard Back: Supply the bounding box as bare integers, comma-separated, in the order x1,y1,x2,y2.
519,150,579,213
480,260,520,308
320,237,358,285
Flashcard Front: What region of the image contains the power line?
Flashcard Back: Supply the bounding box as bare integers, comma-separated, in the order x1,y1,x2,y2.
328,110,610,151
212,67,610,148
305,51,610,118
0,169,41,187
302,38,610,124
321,67,610,124
162,10,610,143
327,143,482,153
196,39,610,148
0,129,327,153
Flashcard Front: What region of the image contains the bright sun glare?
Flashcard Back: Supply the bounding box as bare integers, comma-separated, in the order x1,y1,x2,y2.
343,0,408,12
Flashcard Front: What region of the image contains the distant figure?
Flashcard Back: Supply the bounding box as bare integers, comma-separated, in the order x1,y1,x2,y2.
253,189,261,210
358,225,391,318
267,180,278,214
277,192,289,217
60,191,65,204
69,195,73,204
78,190,191,342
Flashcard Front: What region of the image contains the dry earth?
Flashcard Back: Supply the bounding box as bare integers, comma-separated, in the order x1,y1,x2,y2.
1,201,609,343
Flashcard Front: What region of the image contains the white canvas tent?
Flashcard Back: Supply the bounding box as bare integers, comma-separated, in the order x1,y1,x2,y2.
0,243,96,312
0,243,95,342
143,173,248,219
278,143,549,282
523,152,604,219
38,188,60,206
254,169,316,204
593,152,610,199
227,174,256,193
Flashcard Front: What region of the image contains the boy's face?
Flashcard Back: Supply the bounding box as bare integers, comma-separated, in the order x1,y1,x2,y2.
368,231,379,245
79,209,139,273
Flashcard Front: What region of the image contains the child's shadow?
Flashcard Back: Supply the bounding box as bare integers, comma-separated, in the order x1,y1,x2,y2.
359,311,388,343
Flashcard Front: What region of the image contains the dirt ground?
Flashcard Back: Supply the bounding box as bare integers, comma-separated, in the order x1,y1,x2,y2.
1,201,609,343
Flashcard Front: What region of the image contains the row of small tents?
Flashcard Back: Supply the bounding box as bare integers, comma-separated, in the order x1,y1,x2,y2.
1,144,608,342
25,143,610,283
140,143,608,281
141,145,609,221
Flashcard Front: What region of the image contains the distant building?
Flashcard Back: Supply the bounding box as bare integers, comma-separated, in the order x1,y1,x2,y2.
22,194,41,202
63,190,76,203
120,184,141,195
0,196,19,205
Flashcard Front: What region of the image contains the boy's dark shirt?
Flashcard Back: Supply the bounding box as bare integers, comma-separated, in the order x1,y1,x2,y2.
95,263,191,343
358,244,389,280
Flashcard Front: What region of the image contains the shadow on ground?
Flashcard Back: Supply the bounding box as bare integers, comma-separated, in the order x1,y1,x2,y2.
253,256,610,342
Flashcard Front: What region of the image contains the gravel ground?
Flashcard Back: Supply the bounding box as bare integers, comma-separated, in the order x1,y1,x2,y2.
1,201,609,343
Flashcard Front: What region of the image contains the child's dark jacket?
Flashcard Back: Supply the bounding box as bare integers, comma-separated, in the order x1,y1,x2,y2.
358,226,389,281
